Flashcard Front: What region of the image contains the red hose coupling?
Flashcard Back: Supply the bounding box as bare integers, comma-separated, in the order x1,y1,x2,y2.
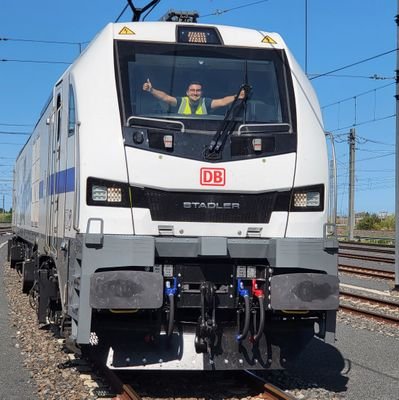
251,279,264,298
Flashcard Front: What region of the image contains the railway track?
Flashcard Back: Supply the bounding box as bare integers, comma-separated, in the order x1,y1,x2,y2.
92,361,296,400
104,371,297,400
340,290,399,325
338,241,395,279
338,252,394,264
0,225,12,234
339,243,394,255
244,370,297,400
339,264,395,280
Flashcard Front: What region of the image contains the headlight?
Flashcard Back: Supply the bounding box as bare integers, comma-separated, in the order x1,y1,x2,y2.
294,191,320,207
92,185,108,201
291,185,324,211
87,177,130,207
106,187,123,202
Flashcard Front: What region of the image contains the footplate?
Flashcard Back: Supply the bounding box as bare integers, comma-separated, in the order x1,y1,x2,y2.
105,325,282,370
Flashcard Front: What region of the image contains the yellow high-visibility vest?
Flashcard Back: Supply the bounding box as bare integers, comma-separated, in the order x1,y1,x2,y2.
178,97,208,114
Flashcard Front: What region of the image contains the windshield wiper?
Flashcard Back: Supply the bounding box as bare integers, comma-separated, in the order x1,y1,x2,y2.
127,116,185,132
205,84,251,160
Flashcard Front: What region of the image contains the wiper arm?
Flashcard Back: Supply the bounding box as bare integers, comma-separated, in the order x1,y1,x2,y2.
205,84,251,160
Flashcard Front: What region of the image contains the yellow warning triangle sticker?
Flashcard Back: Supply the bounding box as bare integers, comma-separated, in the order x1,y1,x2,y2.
262,35,277,44
119,27,135,35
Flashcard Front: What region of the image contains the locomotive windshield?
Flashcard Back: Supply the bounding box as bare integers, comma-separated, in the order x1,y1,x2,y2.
115,41,295,132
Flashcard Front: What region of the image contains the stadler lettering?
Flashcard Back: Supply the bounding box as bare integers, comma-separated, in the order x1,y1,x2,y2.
183,202,240,209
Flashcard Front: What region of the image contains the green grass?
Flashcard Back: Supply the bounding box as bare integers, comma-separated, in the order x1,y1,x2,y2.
0,213,12,223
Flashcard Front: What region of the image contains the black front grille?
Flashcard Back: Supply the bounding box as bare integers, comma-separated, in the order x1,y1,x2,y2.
131,187,291,223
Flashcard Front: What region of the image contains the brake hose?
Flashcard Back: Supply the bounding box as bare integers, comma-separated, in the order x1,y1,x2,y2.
251,294,265,343
165,278,177,337
236,280,250,342
167,293,175,337
251,279,265,343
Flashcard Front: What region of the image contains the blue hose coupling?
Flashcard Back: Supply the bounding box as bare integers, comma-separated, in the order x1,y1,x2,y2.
237,279,249,297
165,277,177,296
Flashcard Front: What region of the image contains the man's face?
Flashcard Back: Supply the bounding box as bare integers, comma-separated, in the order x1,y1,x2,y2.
186,84,202,102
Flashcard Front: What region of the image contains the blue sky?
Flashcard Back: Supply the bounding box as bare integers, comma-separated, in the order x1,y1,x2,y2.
0,0,396,215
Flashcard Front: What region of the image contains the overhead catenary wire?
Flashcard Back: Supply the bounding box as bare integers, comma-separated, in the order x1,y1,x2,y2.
116,0,271,21
356,152,395,162
199,0,269,18
308,73,395,80
310,48,397,81
0,37,85,46
0,130,30,135
322,82,394,109
356,148,394,154
0,36,87,54
356,136,395,147
1,58,71,65
0,123,33,127
327,114,395,133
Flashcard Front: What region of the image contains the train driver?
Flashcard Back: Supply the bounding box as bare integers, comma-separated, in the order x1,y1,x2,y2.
142,79,245,115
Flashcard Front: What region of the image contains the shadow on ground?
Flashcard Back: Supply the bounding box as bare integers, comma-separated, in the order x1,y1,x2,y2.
283,337,349,393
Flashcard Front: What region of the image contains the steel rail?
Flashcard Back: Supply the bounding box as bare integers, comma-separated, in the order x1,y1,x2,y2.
118,384,142,400
244,370,297,400
340,292,399,325
340,303,399,325
339,244,395,255
87,348,142,400
339,264,395,280
263,383,297,400
340,291,399,307
339,252,394,264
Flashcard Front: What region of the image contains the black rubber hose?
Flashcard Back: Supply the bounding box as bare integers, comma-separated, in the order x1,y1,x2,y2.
167,293,175,337
236,295,250,341
252,295,265,343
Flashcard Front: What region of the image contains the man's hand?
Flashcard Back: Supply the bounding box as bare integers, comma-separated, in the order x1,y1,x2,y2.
238,89,245,99
143,78,153,92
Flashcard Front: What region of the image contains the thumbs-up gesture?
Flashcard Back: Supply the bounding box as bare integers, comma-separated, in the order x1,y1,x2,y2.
143,78,153,92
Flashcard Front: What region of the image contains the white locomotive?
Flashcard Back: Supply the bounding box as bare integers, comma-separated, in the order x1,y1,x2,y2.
9,11,338,370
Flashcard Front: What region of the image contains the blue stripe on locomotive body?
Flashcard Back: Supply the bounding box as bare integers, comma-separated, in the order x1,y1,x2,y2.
40,167,75,199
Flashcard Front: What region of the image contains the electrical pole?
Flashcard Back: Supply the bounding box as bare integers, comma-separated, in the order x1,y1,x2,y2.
348,128,356,241
394,2,399,290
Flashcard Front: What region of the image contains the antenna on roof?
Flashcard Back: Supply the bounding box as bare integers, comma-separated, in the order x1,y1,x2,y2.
126,0,161,22
160,10,199,23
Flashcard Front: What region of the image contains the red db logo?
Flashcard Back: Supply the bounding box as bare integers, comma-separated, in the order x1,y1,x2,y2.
200,168,226,186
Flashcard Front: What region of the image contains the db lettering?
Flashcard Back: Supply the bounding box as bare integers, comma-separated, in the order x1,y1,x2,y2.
200,168,226,186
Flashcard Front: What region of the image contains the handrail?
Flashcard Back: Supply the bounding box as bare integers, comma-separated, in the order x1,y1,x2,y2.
237,122,291,135
73,121,81,232
127,115,185,132
325,131,337,228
